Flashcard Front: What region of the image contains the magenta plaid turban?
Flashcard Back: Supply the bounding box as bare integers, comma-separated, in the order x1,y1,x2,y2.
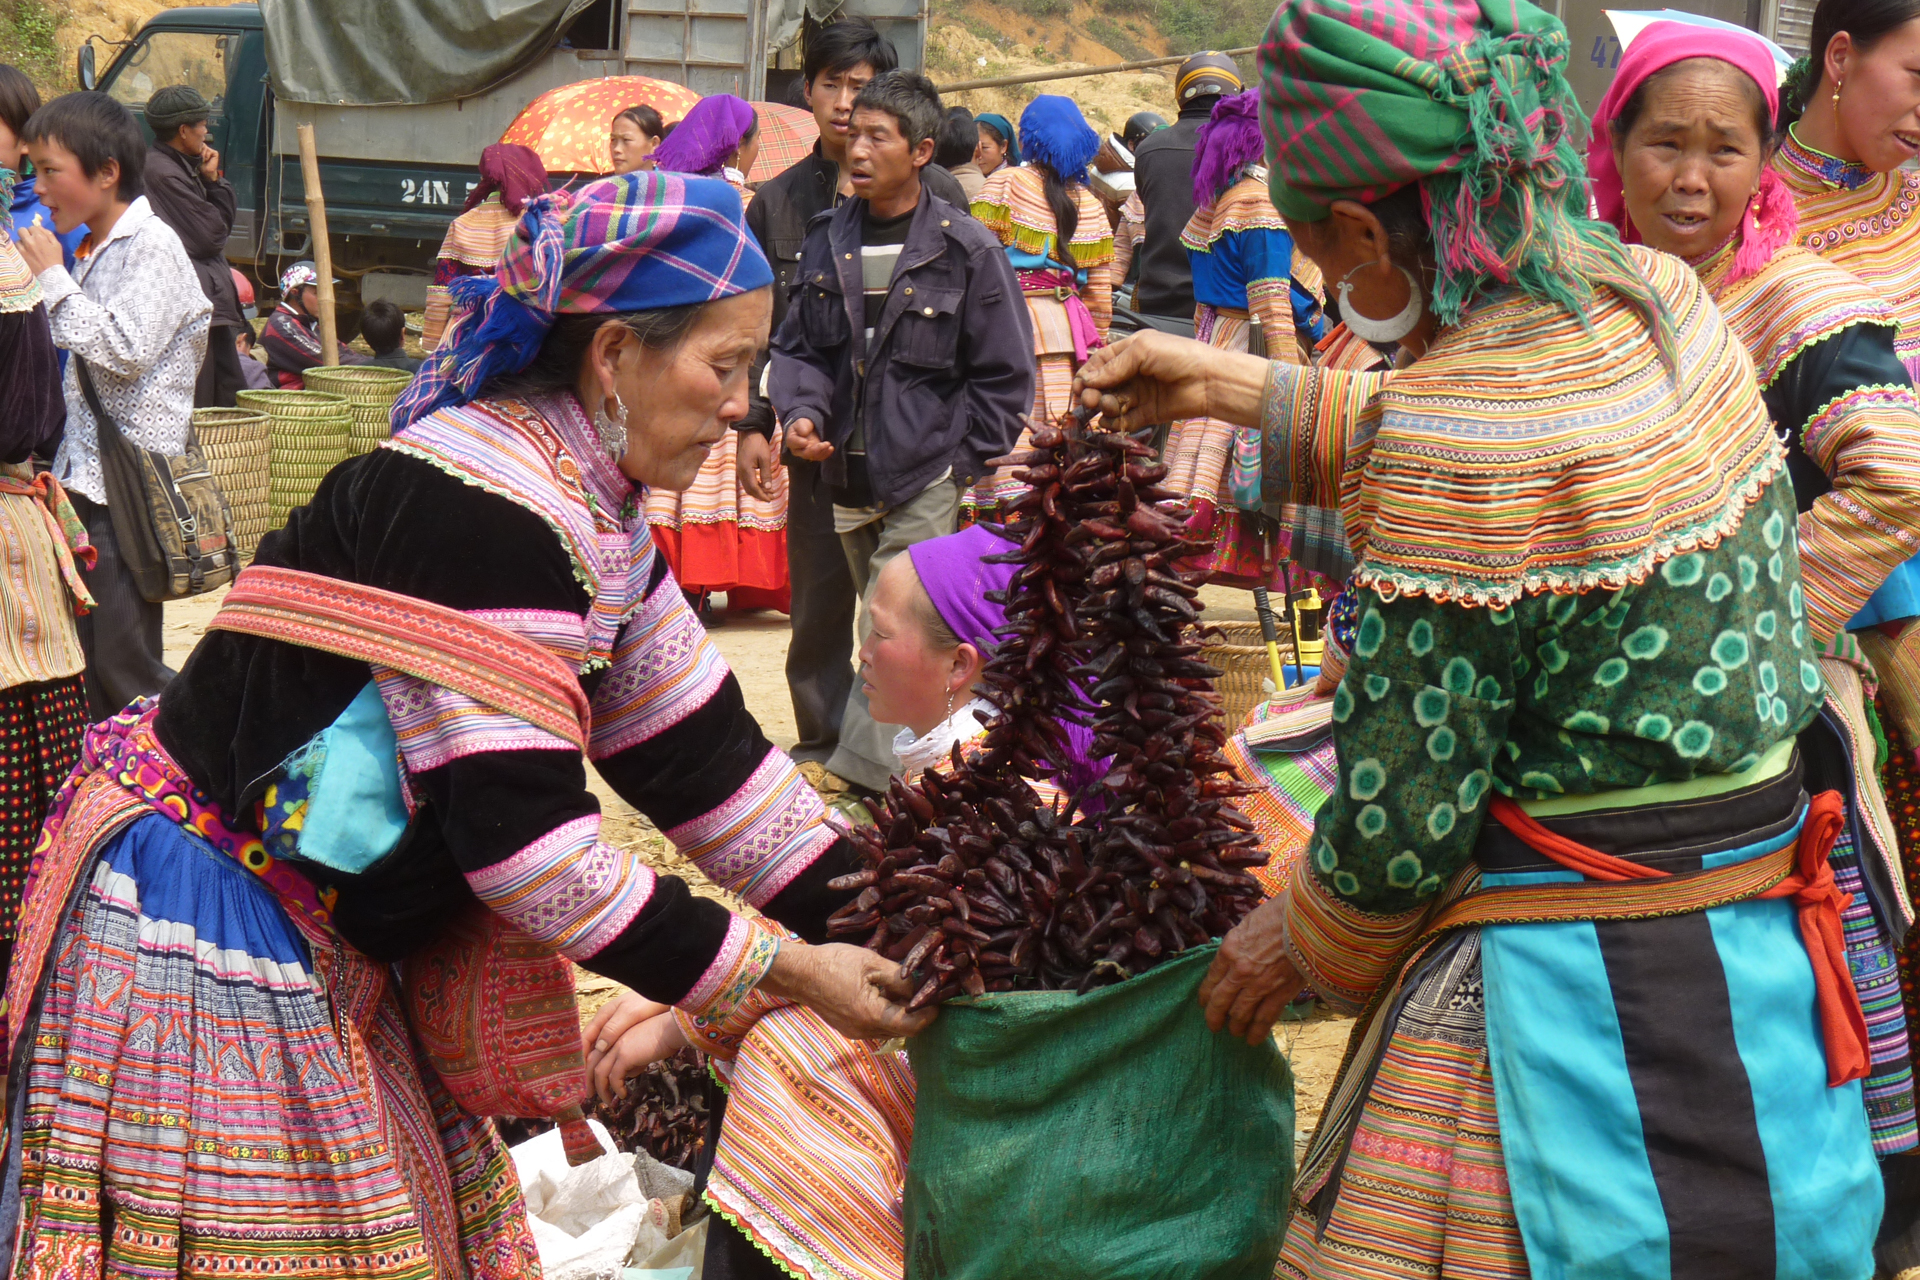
394,169,772,430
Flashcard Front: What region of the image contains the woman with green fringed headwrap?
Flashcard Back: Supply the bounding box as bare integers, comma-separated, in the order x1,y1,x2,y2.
1077,0,1880,1275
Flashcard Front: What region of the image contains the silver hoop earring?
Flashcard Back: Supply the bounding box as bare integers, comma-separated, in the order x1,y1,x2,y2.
1336,262,1424,344
592,393,629,461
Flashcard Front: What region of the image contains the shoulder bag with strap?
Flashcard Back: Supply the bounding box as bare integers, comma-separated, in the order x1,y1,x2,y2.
73,357,236,602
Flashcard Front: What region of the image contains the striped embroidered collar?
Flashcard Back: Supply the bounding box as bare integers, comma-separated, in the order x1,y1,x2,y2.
1778,126,1881,192
1337,248,1785,608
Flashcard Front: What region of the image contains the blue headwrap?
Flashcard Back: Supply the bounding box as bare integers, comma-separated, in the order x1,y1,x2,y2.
393,170,772,432
1016,96,1099,178
975,112,1021,167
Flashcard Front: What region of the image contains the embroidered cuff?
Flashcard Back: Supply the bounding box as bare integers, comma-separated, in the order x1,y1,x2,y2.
676,914,786,1057
671,748,836,907
1281,862,1426,1013
463,817,656,959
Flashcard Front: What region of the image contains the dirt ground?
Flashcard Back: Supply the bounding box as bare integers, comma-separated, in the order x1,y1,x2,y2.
162,579,1352,1157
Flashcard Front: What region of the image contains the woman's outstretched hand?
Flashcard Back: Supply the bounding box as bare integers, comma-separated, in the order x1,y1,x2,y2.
1198,895,1306,1045
1073,330,1273,432
760,941,936,1041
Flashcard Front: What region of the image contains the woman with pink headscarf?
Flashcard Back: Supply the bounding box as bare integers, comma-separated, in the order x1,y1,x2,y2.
1590,18,1920,1182
422,143,548,349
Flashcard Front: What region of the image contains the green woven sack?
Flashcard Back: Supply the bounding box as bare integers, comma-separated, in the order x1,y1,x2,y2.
903,943,1292,1280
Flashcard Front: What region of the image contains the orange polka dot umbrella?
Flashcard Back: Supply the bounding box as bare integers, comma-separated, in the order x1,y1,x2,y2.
500,77,703,176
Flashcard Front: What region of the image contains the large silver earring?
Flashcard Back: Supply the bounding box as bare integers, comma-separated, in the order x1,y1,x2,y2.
593,393,629,461
1336,261,1424,344
944,687,957,721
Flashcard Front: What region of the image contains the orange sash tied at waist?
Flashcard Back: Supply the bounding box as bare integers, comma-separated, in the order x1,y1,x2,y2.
1486,792,1868,1087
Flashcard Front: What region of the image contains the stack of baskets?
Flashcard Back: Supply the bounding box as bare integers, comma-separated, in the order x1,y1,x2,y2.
303,365,413,456
236,389,351,528
192,406,272,561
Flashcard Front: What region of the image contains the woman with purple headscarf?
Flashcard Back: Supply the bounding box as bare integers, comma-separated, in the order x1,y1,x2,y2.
422,142,548,349
1160,89,1329,591
642,93,785,624
650,93,761,196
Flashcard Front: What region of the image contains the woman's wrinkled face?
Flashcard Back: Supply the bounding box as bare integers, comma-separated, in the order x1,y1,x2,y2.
859,555,965,735
975,124,1007,173
609,117,658,174
1616,58,1766,259
603,287,770,490
1830,22,1920,172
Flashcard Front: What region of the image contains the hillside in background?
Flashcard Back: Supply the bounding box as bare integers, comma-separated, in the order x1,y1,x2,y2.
928,0,1265,136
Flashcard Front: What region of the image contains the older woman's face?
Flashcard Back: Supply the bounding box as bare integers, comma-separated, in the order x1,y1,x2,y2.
975,124,1008,173
1616,59,1766,260
1829,22,1920,172
610,117,658,174
607,287,771,490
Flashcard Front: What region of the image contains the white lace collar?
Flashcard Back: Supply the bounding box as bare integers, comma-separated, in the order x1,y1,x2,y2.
893,698,992,777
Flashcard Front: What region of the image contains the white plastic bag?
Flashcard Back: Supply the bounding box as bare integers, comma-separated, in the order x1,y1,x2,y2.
510,1121,696,1280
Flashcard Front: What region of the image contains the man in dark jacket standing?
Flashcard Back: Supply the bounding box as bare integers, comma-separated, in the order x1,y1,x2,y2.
771,69,1031,794
1131,52,1243,329
737,18,974,785
141,85,245,407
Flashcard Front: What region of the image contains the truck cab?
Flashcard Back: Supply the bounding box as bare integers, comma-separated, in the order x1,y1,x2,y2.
85,7,268,274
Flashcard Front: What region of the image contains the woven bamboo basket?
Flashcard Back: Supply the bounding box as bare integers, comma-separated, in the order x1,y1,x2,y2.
1200,619,1298,729
237,389,351,526
303,366,412,456
193,406,272,560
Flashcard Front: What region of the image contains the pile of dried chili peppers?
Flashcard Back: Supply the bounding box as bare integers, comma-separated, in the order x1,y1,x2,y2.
825,415,1268,1007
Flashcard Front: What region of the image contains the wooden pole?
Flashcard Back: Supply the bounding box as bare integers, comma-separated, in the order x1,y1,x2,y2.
294,122,339,366
933,46,1255,94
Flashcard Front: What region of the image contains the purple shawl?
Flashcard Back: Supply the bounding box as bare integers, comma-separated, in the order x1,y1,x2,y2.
651,95,758,178
909,524,1016,654
1192,90,1265,208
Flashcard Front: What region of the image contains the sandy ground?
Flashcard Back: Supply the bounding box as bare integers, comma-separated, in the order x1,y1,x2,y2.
162,577,1352,1157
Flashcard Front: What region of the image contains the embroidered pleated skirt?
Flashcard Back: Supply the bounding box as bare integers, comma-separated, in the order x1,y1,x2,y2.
5,808,538,1280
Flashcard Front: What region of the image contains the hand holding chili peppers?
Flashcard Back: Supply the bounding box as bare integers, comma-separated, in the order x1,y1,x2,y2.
1199,894,1307,1045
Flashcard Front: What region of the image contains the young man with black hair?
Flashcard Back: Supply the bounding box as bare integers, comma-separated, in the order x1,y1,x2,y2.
141,84,245,407
17,91,209,719
771,69,1032,796
734,17,977,788
360,299,421,373
935,105,985,200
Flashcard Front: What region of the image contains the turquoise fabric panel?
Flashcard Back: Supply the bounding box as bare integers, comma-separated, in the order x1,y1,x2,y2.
1482,817,1878,1278
262,681,409,875
1482,915,1670,1279
1002,242,1087,286
1703,898,1879,1277
1846,551,1920,629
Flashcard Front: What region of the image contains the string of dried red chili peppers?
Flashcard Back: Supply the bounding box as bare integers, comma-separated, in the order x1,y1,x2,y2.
825,414,1269,1007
